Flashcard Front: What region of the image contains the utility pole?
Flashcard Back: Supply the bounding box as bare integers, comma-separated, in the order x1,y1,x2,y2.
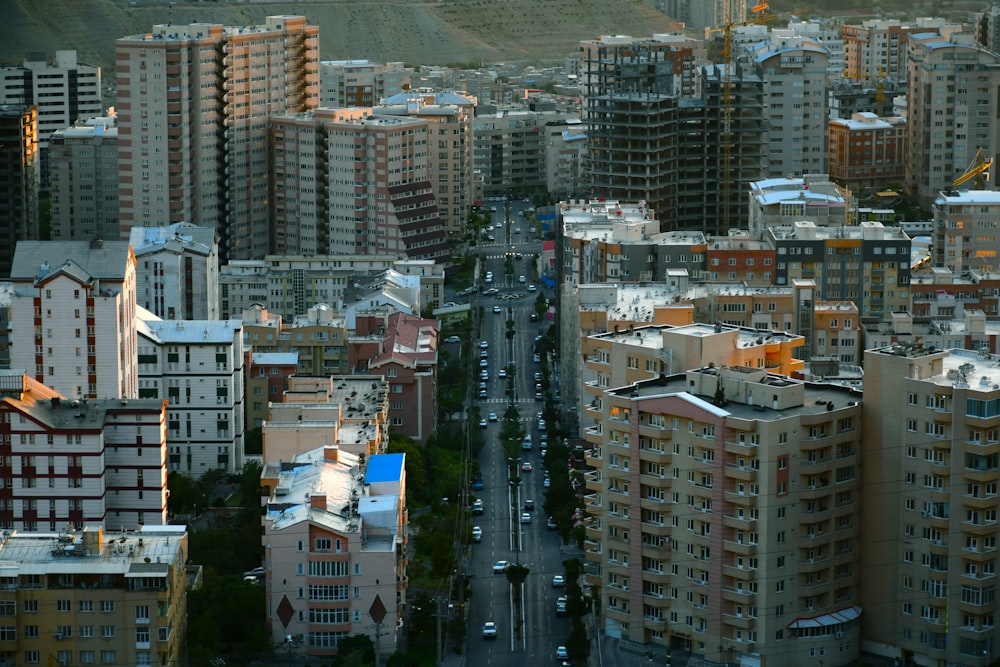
436,597,444,666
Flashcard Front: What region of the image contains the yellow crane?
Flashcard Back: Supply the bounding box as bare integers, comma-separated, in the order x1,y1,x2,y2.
751,1,770,24
953,147,993,190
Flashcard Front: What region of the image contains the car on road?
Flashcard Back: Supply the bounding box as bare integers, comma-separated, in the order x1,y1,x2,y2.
535,391,544,401
444,335,461,343
487,235,495,241
482,621,497,638
547,517,558,530
479,418,487,429
528,284,537,292
524,499,535,511
533,353,542,363
478,389,487,399
244,566,266,579
483,288,499,296
498,369,507,379
556,596,568,616
543,476,551,488
490,207,497,212
519,275,526,283
552,575,565,587
556,647,569,660
480,350,488,359
537,419,546,431
492,305,502,313
480,340,489,349
480,369,489,380
492,560,510,574
530,312,539,322
533,372,542,382
515,252,523,259
480,359,489,368
472,526,483,543
472,499,484,515
521,461,533,472
520,512,532,524
488,411,498,422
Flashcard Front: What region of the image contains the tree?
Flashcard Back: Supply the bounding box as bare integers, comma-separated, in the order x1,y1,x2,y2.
566,617,591,664
334,634,375,667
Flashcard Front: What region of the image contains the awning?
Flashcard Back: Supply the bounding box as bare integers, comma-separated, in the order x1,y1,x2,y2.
788,604,862,629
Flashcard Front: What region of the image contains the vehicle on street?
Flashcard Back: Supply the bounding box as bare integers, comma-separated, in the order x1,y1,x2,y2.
518,275,526,283
538,419,546,431
472,499,484,515
552,575,565,587
480,340,489,349
524,499,535,511
520,512,532,524
480,359,489,368
480,370,489,380
478,389,488,399
556,647,569,660
472,526,482,543
488,411,498,422
543,476,551,488
521,461,533,472
547,517,558,530
530,312,539,322
556,596,568,616
490,207,497,212
244,567,265,578
533,353,542,363
483,288,500,295
479,418,487,428
487,235,495,241
515,252,523,259
472,474,484,490
498,369,507,379
528,284,536,292
444,335,461,343
493,305,502,313
492,560,510,573
482,621,497,638
535,391,544,401
480,350,488,359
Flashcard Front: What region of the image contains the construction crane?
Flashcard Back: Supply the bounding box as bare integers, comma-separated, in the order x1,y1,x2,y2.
953,147,993,190
751,1,769,24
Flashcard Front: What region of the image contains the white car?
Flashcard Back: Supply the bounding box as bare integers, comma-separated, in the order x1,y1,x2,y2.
528,284,537,292
493,560,510,574
556,646,569,660
488,411,498,422
483,621,497,638
472,526,482,542
552,575,565,587
519,275,526,283
493,305,502,313
521,512,532,524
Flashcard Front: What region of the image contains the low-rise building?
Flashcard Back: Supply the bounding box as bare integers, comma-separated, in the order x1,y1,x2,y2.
0,524,190,667
0,370,167,531
262,450,406,661
747,176,850,239
135,308,245,474
811,301,862,365
828,112,907,190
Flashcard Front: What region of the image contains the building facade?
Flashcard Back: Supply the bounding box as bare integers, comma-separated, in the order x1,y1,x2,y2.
136,308,245,474
932,190,1000,274
245,352,298,429
48,114,120,242
0,105,40,279
262,449,406,661
0,524,189,667
319,60,412,108
115,16,319,261
9,240,138,400
582,368,863,663
130,222,220,321
827,112,907,190
0,370,168,531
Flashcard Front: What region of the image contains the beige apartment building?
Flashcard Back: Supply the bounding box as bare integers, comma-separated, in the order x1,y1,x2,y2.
862,344,1000,667
582,366,863,664
262,448,406,661
116,16,319,261
48,114,119,242
0,524,190,667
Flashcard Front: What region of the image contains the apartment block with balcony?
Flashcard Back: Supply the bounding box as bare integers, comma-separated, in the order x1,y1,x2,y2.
582,366,863,662
116,16,319,261
473,109,553,197
909,267,1000,320
246,352,299,429
746,176,850,240
933,191,1000,274
0,524,190,667
705,231,776,287
0,370,167,531
766,220,911,322
862,344,1000,666
9,240,137,400
811,302,862,365
130,223,220,321
0,105,40,279
319,60,411,108
262,449,406,662
135,308,245,474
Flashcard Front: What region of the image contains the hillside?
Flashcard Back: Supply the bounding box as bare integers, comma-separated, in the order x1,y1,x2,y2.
0,0,681,72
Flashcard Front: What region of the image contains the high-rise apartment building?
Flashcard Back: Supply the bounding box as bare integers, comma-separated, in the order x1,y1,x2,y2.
377,91,476,237
932,191,1000,274
841,18,961,83
0,524,189,667
752,32,831,179
905,31,1000,208
48,113,119,242
473,109,555,198
319,60,412,107
9,240,137,400
135,308,245,474
130,222,220,320
862,344,1000,667
269,108,448,262
0,370,168,531
0,105,40,279
0,50,102,189
582,366,863,663
115,16,319,261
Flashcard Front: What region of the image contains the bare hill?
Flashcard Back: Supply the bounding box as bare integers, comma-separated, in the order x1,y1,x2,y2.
1,0,681,72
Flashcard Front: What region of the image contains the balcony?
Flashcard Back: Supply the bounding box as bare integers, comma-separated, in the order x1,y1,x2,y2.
723,563,758,580
725,439,758,456
723,613,756,630
725,464,757,482
724,540,757,555
642,568,670,584
723,514,756,530
639,447,672,464
640,521,670,537
722,586,756,602
724,490,756,506
963,493,998,510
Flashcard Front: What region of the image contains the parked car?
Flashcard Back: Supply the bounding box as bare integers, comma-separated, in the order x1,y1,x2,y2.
444,335,461,343
547,517,558,530
556,596,568,616
472,526,483,543
472,499,484,515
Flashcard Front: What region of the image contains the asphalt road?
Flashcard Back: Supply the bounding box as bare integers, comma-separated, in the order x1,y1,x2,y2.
463,202,572,666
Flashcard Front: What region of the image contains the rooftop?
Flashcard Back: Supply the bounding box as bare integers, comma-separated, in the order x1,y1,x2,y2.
129,222,216,258
10,240,133,284
136,307,241,344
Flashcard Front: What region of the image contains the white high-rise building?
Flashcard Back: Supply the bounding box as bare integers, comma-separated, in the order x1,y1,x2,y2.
136,307,245,474
115,16,319,261
9,240,137,400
